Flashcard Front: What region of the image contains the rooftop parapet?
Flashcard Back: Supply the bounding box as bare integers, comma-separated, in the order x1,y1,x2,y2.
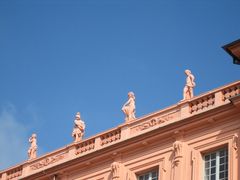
0,80,239,180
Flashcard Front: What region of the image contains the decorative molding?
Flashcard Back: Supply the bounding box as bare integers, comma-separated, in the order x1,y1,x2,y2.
30,153,66,170
131,111,180,133
232,133,238,151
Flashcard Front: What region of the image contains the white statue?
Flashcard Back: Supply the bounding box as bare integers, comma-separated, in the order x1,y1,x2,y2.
28,133,37,160
183,69,196,100
72,112,85,142
122,92,136,122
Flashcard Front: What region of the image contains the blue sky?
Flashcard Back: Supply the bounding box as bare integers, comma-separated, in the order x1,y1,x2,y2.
0,0,239,170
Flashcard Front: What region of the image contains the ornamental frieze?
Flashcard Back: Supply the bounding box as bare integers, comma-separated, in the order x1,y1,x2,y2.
30,153,66,170
131,111,179,133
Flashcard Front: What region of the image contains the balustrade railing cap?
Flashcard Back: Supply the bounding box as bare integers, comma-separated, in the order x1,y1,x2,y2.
188,80,240,101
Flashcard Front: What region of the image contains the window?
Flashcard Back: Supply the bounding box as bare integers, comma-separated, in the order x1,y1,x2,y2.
138,170,158,180
204,148,228,180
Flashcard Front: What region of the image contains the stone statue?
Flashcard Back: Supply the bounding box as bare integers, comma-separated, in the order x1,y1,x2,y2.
173,140,182,158
110,162,137,180
183,69,196,100
111,162,121,178
72,112,85,142
122,92,136,122
28,133,37,160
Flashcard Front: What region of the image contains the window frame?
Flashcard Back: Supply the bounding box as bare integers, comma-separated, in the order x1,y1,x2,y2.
203,147,228,180
133,158,165,180
137,169,159,180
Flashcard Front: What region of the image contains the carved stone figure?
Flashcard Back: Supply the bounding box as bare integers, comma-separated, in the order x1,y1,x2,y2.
122,92,136,122
72,112,85,142
111,162,120,178
173,140,183,158
183,69,196,100
110,162,137,180
28,133,37,160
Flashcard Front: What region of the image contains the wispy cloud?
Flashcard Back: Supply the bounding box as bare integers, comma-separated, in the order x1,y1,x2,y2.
0,104,29,170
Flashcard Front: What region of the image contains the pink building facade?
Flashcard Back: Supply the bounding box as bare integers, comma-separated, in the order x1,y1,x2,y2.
0,80,240,180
